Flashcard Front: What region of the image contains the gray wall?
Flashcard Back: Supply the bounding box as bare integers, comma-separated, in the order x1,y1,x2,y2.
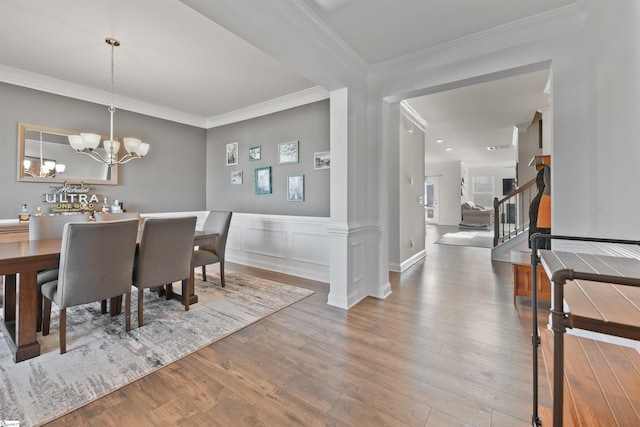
0,83,206,218
206,100,330,216
399,119,425,263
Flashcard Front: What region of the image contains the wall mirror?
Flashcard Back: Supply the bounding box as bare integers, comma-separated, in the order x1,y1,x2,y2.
17,123,119,185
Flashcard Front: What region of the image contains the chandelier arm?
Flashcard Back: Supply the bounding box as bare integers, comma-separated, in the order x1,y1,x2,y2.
113,154,142,165
78,150,110,164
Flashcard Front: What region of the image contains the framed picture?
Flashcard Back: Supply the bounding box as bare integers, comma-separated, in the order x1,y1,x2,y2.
254,166,272,194
287,175,304,202
231,170,243,185
249,145,261,161
278,140,299,164
226,142,238,166
313,151,330,170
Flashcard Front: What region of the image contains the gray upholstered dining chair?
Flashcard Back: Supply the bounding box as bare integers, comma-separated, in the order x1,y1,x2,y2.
29,213,91,331
40,219,139,354
132,216,197,327
193,211,232,287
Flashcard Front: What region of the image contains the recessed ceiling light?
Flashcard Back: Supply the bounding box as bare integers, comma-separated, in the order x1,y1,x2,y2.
445,147,453,151
436,139,444,144
486,144,513,151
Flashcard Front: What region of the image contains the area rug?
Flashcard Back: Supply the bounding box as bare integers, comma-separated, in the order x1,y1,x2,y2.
435,230,493,248
0,271,313,426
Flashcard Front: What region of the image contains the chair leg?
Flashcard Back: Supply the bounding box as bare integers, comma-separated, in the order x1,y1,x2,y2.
220,261,225,287
101,299,107,314
42,297,52,336
202,265,207,281
182,279,189,311
165,283,173,300
59,308,66,354
110,295,123,316
138,288,144,328
37,293,43,332
124,291,131,332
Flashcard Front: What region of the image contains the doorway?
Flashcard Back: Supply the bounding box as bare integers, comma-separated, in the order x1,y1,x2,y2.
425,176,439,224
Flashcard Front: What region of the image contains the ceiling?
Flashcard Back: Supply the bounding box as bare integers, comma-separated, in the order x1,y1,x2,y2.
405,68,551,168
0,0,572,165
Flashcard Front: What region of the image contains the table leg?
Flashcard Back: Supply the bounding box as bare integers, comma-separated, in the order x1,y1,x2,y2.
14,271,41,362
3,274,17,323
164,265,198,309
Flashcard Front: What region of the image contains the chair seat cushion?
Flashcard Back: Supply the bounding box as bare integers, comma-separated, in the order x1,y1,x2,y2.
40,279,59,303
38,268,59,286
193,249,220,266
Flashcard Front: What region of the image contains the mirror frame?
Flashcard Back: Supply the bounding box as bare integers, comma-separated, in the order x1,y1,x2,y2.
17,123,120,185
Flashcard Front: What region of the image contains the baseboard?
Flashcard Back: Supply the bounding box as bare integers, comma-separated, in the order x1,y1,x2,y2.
389,249,426,273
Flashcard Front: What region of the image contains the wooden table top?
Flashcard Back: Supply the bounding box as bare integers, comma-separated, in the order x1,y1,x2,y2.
539,250,640,340
0,230,217,271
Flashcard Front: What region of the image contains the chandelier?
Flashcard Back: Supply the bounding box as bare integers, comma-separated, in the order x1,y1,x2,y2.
68,38,149,167
24,131,66,177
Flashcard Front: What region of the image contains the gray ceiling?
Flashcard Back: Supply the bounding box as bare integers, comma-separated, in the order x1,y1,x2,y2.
0,0,570,166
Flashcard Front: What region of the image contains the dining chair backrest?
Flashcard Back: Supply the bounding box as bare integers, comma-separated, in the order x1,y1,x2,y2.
134,216,197,289
55,219,139,309
29,213,91,240
199,211,233,259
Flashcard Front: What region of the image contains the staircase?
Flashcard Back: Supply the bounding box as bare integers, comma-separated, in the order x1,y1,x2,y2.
492,176,537,248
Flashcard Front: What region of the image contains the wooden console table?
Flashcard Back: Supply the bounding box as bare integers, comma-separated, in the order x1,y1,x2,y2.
511,251,551,304
529,233,640,427
0,221,29,243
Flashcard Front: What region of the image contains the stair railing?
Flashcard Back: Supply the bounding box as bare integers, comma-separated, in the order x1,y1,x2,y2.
493,177,537,247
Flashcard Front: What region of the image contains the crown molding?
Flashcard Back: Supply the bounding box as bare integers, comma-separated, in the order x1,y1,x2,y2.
286,1,369,80
399,100,427,132
0,65,208,128
369,0,591,85
205,86,329,128
0,64,328,129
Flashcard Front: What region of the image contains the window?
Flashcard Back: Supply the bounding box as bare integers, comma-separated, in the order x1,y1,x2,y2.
472,175,494,208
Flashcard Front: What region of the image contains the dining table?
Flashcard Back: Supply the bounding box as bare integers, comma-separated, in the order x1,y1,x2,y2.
0,229,218,363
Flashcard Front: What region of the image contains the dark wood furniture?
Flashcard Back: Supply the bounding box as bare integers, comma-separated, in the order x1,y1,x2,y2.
0,221,29,243
529,234,640,427
0,230,218,362
511,251,551,304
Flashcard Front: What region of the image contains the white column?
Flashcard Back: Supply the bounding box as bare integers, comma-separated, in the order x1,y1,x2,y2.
326,87,374,308
327,88,351,308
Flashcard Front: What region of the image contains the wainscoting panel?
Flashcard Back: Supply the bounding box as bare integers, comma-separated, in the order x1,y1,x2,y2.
225,213,330,282
243,227,288,259
291,232,331,265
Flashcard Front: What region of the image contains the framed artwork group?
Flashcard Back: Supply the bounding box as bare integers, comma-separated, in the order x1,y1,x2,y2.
225,139,328,199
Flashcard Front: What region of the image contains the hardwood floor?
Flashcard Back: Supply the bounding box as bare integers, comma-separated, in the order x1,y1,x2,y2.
45,225,547,426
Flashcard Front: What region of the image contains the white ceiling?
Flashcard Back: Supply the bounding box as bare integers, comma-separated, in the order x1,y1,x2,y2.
0,0,572,166
405,68,551,167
